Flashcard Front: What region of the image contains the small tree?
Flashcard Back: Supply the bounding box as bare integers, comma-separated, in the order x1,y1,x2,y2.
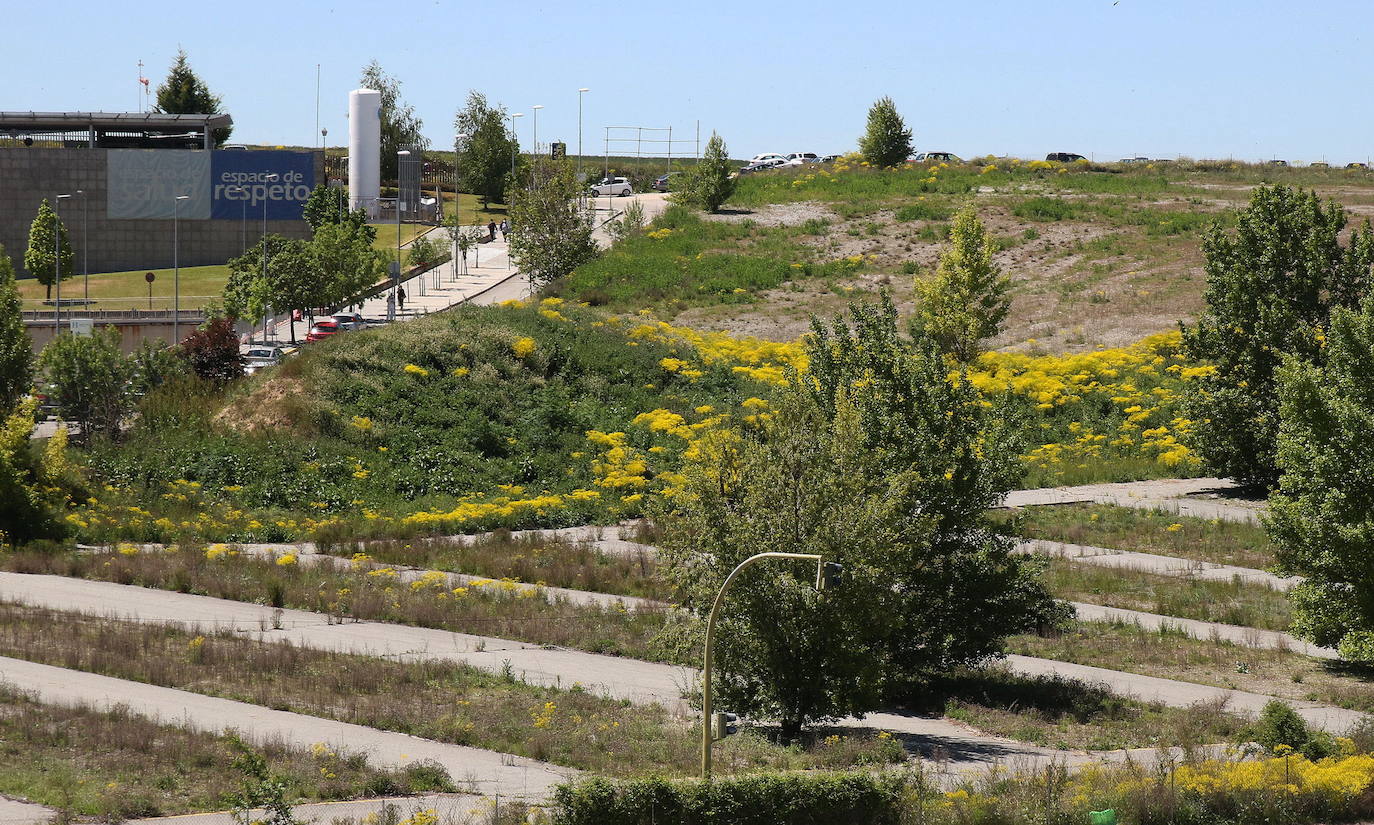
360,61,426,180
1181,184,1374,488
1269,297,1374,661
178,317,243,385
508,157,598,290
912,208,1011,362
302,184,376,243
0,245,33,411
606,200,646,243
453,91,518,207
223,236,320,344
38,327,129,443
405,233,443,269
0,397,72,545
227,735,302,825
155,49,231,146
310,222,388,306
677,133,736,213
24,199,75,299
858,97,913,168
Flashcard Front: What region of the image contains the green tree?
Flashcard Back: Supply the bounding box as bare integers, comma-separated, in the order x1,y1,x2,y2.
154,49,231,146
508,157,598,290
223,236,320,343
1181,184,1374,488
0,246,33,411
453,91,518,207
23,199,74,300
360,61,426,180
676,132,735,213
1269,297,1374,661
806,296,1065,688
858,97,913,168
38,327,129,443
657,390,892,740
302,184,376,243
228,735,302,825
311,222,388,306
0,397,73,545
912,208,1011,363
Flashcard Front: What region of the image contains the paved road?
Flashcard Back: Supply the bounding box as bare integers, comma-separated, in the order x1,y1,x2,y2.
1017,538,1297,591
129,794,495,825
0,656,572,801
1003,478,1266,524
0,798,52,825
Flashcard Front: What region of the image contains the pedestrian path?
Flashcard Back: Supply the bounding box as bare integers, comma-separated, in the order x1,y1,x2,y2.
0,656,573,800
1068,601,1335,659
129,794,492,825
1016,538,1297,591
1003,477,1265,524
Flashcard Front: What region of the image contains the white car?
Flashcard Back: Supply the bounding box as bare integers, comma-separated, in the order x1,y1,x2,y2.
748,153,787,165
783,152,820,166
242,346,286,375
739,158,789,174
331,312,367,331
589,176,633,196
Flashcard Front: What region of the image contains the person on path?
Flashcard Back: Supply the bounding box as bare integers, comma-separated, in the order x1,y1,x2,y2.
385,292,396,322
397,285,407,311
488,220,497,242
499,219,509,240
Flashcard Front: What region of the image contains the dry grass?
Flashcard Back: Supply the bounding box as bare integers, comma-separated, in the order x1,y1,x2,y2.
996,503,1276,569
0,682,449,820
0,603,904,778
1043,559,1293,631
1010,620,1374,714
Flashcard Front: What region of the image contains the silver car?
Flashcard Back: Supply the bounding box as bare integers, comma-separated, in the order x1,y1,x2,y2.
332,312,367,331
243,346,285,375
589,176,633,197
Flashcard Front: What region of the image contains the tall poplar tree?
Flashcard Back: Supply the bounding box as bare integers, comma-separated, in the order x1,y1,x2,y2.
858,97,913,168
23,200,74,300
0,246,32,411
360,61,427,180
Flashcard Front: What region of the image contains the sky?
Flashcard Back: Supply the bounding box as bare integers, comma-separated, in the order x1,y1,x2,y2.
7,0,1372,165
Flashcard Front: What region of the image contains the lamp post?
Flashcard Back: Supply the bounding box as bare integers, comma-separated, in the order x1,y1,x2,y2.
530,104,543,156
261,173,279,343
508,113,524,179
76,190,87,311
173,194,190,344
395,150,411,300
54,193,71,335
699,552,838,780
577,88,589,187
229,185,247,253
453,133,469,271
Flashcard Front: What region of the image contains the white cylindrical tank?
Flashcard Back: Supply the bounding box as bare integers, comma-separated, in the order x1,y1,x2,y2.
348,89,382,217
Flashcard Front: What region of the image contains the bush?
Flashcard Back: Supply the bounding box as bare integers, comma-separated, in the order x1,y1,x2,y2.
552,772,908,825
1013,196,1076,221
178,317,243,385
1247,700,1333,760
894,202,951,222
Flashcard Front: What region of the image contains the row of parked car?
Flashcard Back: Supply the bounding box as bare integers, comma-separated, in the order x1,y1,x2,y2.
240,311,369,375
738,152,841,174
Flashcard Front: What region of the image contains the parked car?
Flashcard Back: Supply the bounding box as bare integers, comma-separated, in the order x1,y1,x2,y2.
589,176,633,196
1119,156,1151,164
242,346,286,375
1046,152,1085,163
783,152,821,166
306,320,341,343
1309,161,1329,168
331,312,366,331
652,172,682,192
819,154,841,163
1348,162,1369,169
911,151,961,163
1268,159,1289,166
747,153,788,165
739,158,788,174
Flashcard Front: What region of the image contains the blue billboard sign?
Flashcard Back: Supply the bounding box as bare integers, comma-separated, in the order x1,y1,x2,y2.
210,150,315,220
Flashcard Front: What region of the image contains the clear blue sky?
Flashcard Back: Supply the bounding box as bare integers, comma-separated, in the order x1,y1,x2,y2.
9,0,1372,164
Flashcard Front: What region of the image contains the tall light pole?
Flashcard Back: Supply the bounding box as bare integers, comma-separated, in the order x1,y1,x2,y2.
173,194,190,344
577,88,590,186
229,185,247,253
508,113,524,181
453,133,469,269
395,150,411,299
261,174,279,342
699,552,839,779
54,193,71,335
530,104,544,156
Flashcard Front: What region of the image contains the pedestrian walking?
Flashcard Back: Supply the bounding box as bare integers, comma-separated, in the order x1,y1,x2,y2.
488,220,497,242
397,285,407,311
499,219,509,240
386,292,396,322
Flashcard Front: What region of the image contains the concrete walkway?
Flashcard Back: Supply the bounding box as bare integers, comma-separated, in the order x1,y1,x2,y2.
129,794,494,825
1069,601,1335,659
1017,538,1297,591
0,656,572,800
1003,478,1266,525
0,799,52,825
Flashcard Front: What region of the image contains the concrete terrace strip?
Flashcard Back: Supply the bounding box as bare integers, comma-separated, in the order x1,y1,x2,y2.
0,656,572,801
128,794,495,825
1002,477,1266,525
1016,538,1298,591
1068,601,1335,660
0,798,54,825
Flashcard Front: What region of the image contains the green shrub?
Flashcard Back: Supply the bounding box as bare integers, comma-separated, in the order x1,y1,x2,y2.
551,772,909,825
895,202,952,222
1013,196,1076,222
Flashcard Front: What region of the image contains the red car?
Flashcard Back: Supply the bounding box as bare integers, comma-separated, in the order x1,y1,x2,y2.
306,319,341,342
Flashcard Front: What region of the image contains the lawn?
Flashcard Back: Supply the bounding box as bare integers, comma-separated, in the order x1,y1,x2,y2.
16,265,230,313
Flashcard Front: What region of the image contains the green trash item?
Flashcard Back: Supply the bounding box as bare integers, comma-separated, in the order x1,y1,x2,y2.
1089,810,1117,825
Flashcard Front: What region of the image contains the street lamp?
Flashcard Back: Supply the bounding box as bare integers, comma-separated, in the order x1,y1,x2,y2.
453,133,469,270
261,174,279,343
75,190,88,311
530,104,544,156
173,194,190,344
509,113,524,178
699,552,841,779
228,185,248,253
395,150,411,300
578,88,590,186
54,193,71,335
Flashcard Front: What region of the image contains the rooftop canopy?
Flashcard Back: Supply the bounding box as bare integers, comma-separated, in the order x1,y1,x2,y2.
0,111,233,150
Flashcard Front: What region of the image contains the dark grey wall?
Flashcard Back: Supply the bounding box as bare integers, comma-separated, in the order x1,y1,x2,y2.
0,148,321,276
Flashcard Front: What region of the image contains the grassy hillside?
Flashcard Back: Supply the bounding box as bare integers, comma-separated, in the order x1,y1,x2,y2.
560,157,1374,352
